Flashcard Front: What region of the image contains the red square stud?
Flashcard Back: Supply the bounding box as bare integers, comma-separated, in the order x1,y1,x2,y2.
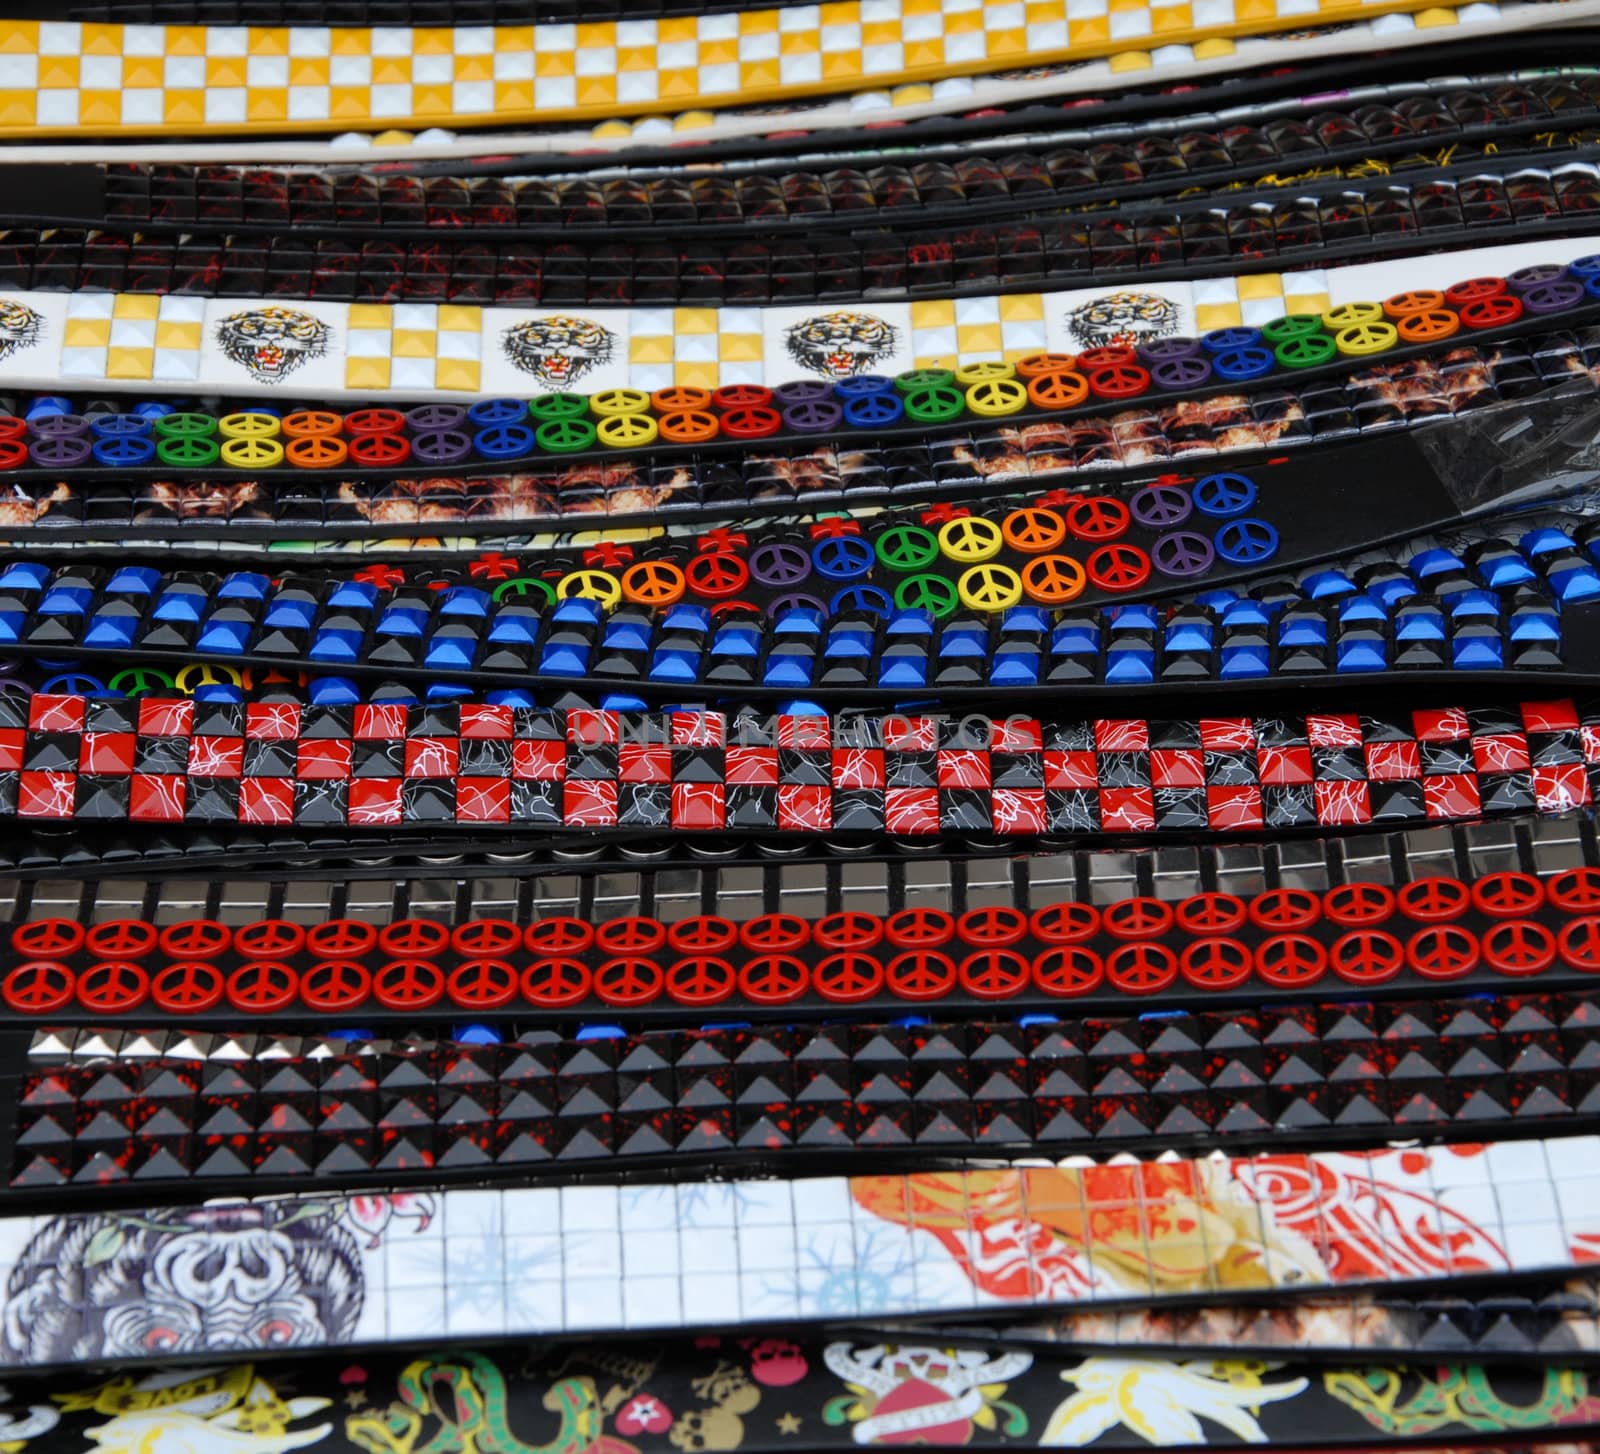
17,770,75,818
512,739,566,781
671,711,725,748
934,749,989,789
81,731,136,776
1412,707,1468,742
135,698,192,739
1100,786,1155,831
1199,718,1255,752
567,709,619,746
992,787,1047,834
1314,779,1372,825
1207,785,1263,830
245,702,301,740
619,743,672,783
564,779,618,827
1364,740,1420,781
992,718,1042,752
777,715,830,750
1306,713,1362,748
130,774,186,822
777,784,831,831
1522,699,1581,734
1472,733,1530,774
187,735,243,778
883,716,938,752
348,777,404,825
1584,723,1600,765
671,782,725,830
1044,749,1098,789
456,777,512,823
1151,748,1203,789
0,727,21,771
885,786,939,834
459,704,514,740
28,694,85,733
833,748,886,790
1533,761,1591,813
404,737,460,778
1423,774,1481,820
1094,718,1149,752
1258,744,1313,785
296,738,353,780
726,746,779,785
353,703,408,740
239,776,294,825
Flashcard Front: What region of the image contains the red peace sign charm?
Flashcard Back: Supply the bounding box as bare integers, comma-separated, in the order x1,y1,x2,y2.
665,956,737,1006
1175,893,1246,936
684,552,751,600
1328,929,1403,986
1323,883,1396,927
235,920,307,959
1065,496,1131,541
958,948,1030,1000
592,956,664,1007
1101,896,1175,940
813,951,884,1003
667,917,738,954
739,954,810,1005
226,960,298,1013
1085,544,1151,593
1405,924,1480,981
1549,868,1600,913
815,912,884,950
308,919,379,957
77,960,150,1012
521,956,592,1007
1470,871,1545,918
1558,915,1600,971
373,958,446,1010
1482,920,1556,977
1255,933,1328,987
525,917,594,953
1032,945,1104,996
1106,942,1178,994
10,920,85,958
595,917,667,955
885,909,955,948
158,920,232,958
451,919,523,956
1030,902,1100,943
956,906,1028,947
447,957,520,1009
886,950,957,1001
1248,888,1321,931
1178,937,1252,989
301,959,372,1012
2,961,74,1013
152,960,225,1013
739,914,810,952
378,919,451,958
1397,876,1471,922
85,919,158,959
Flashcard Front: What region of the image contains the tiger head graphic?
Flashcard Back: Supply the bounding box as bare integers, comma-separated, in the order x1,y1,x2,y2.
0,299,42,363
502,316,615,388
215,307,331,384
1066,291,1181,349
784,312,898,380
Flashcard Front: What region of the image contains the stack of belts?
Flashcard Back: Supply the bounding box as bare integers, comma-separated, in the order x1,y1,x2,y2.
0,3,1598,1453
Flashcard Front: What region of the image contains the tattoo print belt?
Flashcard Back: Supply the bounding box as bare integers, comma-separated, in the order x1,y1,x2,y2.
0,1134,1595,1368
